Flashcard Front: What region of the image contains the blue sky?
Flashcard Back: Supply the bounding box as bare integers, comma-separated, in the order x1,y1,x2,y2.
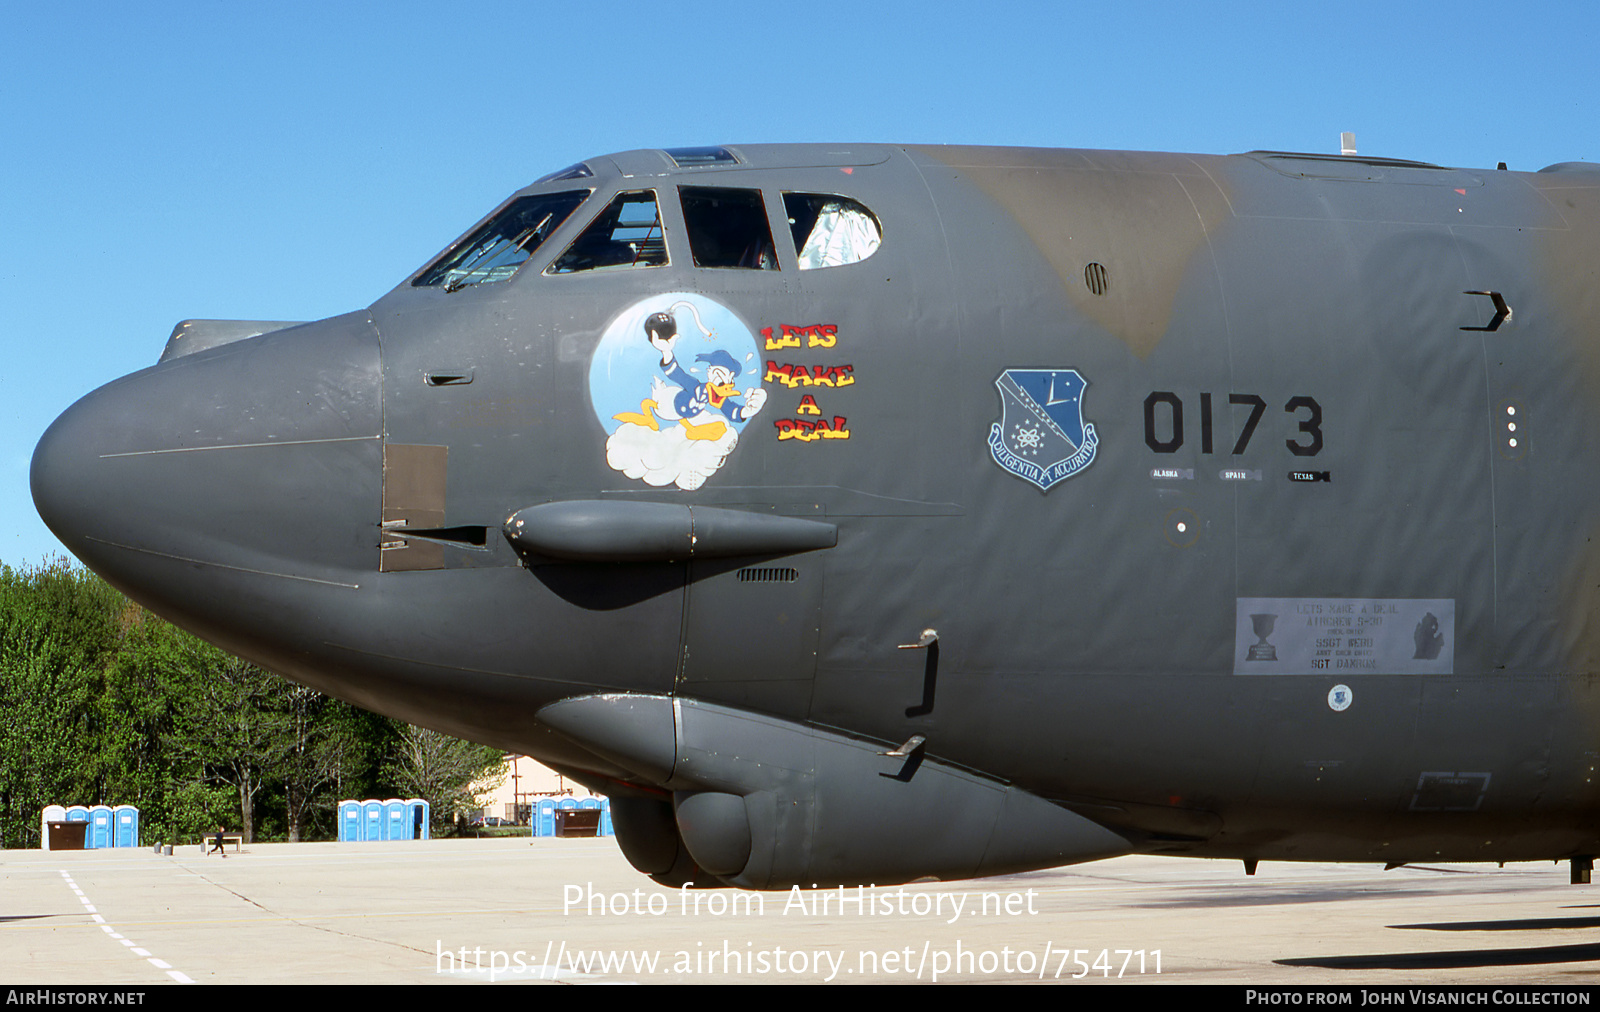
4,1,1596,567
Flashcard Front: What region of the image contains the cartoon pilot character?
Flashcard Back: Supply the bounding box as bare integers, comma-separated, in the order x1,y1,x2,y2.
614,310,767,440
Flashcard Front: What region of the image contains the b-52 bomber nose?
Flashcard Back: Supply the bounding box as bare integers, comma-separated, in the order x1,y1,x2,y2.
31,312,384,665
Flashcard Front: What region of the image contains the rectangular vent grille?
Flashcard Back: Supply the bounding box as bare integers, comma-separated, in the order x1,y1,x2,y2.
738,567,798,583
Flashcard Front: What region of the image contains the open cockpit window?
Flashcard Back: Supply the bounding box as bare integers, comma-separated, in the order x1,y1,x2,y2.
414,190,588,290
665,146,738,168
783,193,882,269
680,187,777,270
547,190,667,274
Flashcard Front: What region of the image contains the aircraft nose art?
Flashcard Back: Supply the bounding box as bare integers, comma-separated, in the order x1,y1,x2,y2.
31,312,382,636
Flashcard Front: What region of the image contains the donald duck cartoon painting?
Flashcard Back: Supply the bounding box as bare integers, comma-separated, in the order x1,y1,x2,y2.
589,295,767,491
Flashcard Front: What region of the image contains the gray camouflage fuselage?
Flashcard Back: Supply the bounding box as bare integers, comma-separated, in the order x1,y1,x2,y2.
33,144,1600,888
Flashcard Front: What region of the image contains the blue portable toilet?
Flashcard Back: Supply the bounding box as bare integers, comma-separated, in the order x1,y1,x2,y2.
383,799,406,841
113,805,138,848
405,799,429,841
597,798,613,837
88,806,112,849
340,799,431,842
535,798,557,838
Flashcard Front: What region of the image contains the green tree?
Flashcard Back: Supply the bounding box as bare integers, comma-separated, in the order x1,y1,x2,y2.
382,725,504,834
166,641,293,844
278,688,390,841
0,560,123,848
0,560,511,847
100,611,233,843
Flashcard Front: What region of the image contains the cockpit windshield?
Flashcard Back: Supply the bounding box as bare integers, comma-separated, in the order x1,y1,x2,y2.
413,190,589,290
546,190,667,274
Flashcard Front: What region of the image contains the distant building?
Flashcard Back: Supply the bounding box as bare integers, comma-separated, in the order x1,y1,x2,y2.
468,755,601,826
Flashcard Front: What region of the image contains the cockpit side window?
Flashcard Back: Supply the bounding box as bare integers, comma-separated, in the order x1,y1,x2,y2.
782,193,882,269
679,187,777,270
547,190,667,274
413,190,589,291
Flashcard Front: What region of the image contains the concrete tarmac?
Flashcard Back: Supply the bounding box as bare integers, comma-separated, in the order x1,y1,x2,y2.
4,838,1599,985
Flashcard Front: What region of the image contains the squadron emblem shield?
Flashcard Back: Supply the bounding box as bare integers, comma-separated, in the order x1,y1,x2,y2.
987,369,1099,491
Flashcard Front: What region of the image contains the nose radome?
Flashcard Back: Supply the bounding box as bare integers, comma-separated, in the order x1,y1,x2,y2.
32,311,384,601
31,377,113,566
